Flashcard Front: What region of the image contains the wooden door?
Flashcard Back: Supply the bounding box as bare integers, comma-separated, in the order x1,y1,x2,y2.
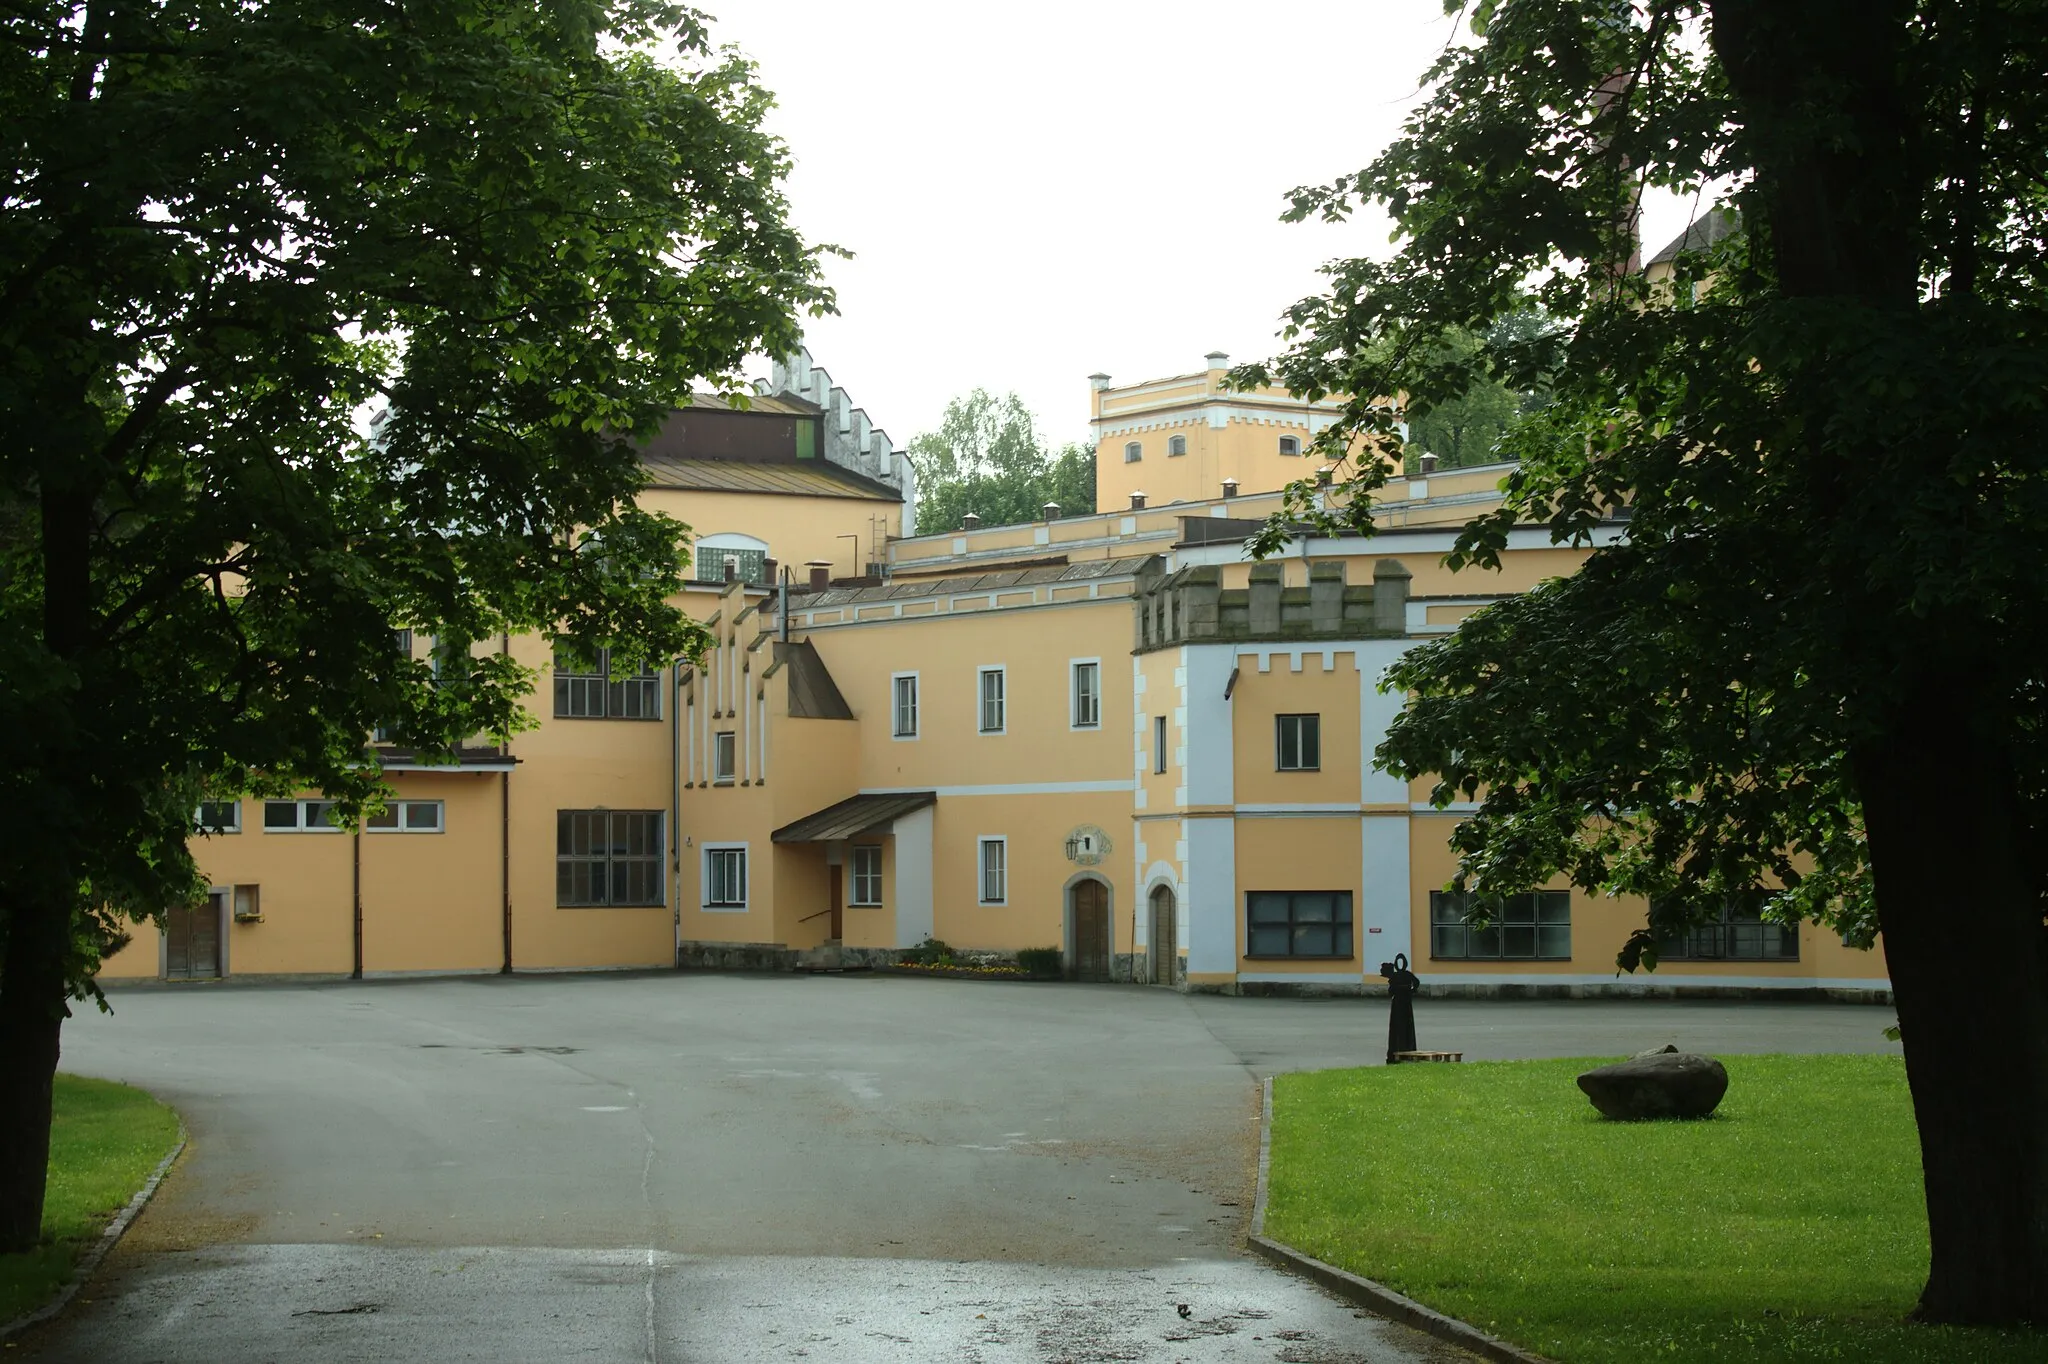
828,865,844,942
164,891,223,980
1149,886,1177,986
1071,879,1111,982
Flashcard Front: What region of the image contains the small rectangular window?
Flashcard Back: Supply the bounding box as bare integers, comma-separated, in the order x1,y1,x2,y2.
979,667,1006,734
1167,434,1187,457
893,674,919,738
850,845,883,906
263,799,342,832
557,810,665,907
1246,891,1354,958
1071,661,1100,729
705,846,748,909
366,800,445,833
1430,890,1573,960
1123,441,1143,463
979,837,1007,905
195,801,241,834
713,731,737,783
1153,716,1167,774
1279,435,1302,455
1276,714,1321,771
553,646,661,720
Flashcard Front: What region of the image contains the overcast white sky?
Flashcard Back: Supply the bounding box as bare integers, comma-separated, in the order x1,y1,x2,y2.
708,1,1698,450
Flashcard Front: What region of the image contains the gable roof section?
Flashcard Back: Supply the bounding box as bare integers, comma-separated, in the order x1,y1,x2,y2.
773,639,853,719
640,456,900,501
1646,206,1742,267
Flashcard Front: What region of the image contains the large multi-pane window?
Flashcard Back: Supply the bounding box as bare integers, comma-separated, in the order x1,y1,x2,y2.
553,646,661,720
1657,900,1800,961
693,545,768,585
850,845,883,906
264,799,341,832
557,810,664,907
893,673,919,737
705,845,747,909
978,837,1007,905
1246,891,1354,958
1430,890,1573,960
1276,714,1321,771
978,666,1006,733
1071,660,1100,728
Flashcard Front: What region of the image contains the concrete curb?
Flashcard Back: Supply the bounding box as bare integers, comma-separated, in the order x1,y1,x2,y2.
1249,1077,1553,1364
0,1128,186,1343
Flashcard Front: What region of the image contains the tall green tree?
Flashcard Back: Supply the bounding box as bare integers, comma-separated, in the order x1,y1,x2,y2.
0,1,831,1253
1241,0,2048,1327
910,389,1095,534
1403,311,1558,469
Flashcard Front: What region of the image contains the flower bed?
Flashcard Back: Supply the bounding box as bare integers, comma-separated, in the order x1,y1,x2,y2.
891,961,1038,980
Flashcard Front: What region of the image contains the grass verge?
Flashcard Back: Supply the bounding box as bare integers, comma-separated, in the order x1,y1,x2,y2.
1266,1054,2044,1363
0,1075,179,1324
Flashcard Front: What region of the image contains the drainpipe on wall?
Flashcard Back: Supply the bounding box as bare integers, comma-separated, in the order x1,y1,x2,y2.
351,829,363,979
500,631,514,975
671,658,684,967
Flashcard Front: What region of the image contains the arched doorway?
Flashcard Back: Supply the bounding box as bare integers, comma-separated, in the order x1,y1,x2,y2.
1148,886,1177,986
1070,878,1111,982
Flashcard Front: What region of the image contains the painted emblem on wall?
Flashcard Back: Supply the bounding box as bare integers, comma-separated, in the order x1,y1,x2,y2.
1064,825,1113,866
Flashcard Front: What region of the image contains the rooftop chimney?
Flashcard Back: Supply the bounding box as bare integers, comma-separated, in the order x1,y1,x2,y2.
805,560,831,592
1088,373,1112,392
1315,466,1334,488
962,512,981,530
1129,492,1147,511
1418,452,1439,476
1042,501,1061,521
1205,350,1229,369
1221,478,1240,499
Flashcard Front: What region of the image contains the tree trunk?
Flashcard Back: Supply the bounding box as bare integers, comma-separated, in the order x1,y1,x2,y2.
0,899,69,1254
1855,686,2048,1326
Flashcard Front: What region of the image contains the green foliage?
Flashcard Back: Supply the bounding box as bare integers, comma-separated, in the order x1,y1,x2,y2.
0,1075,180,1321
1267,1055,2043,1363
910,390,1095,534
1,1,834,998
1236,0,2048,953
1014,947,1063,978
903,937,953,966
1401,311,1560,470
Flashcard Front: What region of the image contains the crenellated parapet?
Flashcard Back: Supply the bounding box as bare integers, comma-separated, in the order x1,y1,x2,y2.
759,347,917,526
1133,557,1412,651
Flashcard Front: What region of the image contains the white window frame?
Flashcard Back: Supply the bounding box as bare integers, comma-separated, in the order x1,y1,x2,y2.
365,799,445,833
1167,434,1187,457
850,844,883,907
194,800,241,834
703,843,749,912
892,671,920,740
978,836,1008,906
1069,658,1102,730
263,798,343,833
977,665,1006,735
1123,440,1142,463
1278,434,1302,455
713,730,737,784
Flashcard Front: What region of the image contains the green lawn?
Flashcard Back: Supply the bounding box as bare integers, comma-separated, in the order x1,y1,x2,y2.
0,1075,180,1324
1266,1054,2045,1363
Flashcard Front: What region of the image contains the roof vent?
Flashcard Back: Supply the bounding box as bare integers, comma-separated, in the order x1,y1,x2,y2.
1129,492,1147,511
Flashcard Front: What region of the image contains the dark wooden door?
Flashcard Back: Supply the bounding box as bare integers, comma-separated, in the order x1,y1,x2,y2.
1149,886,1177,985
828,865,844,941
1072,879,1111,982
164,892,222,980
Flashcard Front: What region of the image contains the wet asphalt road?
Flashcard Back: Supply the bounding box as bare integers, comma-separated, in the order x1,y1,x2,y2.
23,974,1897,1362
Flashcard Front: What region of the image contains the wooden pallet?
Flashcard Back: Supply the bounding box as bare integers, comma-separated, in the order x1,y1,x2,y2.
1391,1049,1463,1063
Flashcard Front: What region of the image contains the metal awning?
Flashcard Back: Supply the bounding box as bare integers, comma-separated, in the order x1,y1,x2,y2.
771,791,936,843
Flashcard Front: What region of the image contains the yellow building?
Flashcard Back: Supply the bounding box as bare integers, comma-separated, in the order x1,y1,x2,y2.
1087,353,1384,514
104,344,1889,1000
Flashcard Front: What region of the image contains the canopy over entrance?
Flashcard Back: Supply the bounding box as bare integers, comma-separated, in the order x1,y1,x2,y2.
771,791,936,843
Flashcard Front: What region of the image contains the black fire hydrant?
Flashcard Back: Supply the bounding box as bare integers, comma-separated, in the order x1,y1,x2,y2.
1380,952,1420,1064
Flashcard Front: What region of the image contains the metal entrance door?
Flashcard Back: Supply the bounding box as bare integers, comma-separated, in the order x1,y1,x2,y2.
164,890,224,980
1071,879,1111,982
1149,886,1177,985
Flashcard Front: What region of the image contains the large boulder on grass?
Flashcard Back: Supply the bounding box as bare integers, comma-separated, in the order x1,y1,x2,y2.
1577,1052,1729,1120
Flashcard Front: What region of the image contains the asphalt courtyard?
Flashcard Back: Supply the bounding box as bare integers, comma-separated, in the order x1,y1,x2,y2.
25,973,1899,1363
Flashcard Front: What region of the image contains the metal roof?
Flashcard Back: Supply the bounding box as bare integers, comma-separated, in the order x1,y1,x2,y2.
772,791,937,843
686,392,821,415
773,640,853,719
639,456,901,501
792,555,1156,609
